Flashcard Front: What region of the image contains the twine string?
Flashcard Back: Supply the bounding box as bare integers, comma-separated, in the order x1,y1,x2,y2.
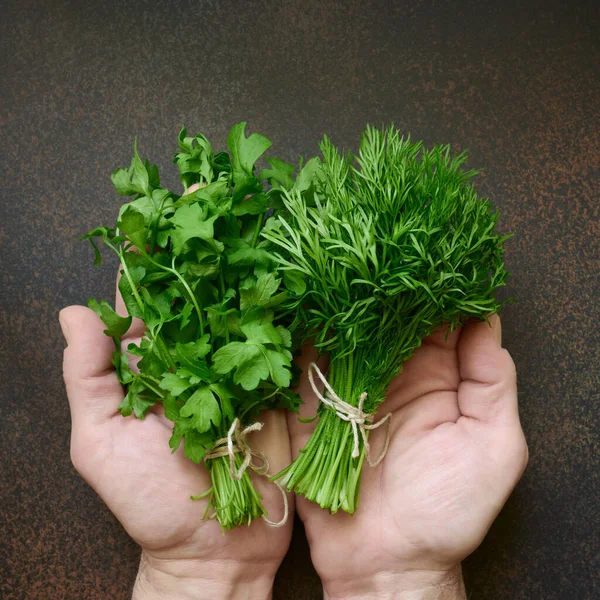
307,362,392,467
204,418,288,528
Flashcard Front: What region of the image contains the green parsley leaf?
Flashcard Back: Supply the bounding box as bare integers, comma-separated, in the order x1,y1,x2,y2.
111,139,154,197
209,383,236,422
159,373,192,397
136,339,168,378
118,380,156,418
111,167,138,196
227,122,272,185
170,203,218,255
179,302,194,330
263,348,292,388
224,238,272,270
211,342,267,390
294,156,322,195
130,140,151,196
212,341,256,374
111,349,134,385
87,298,132,338
240,321,283,346
259,157,295,189
239,272,280,310
81,227,118,265
230,193,269,216
231,347,270,390
175,338,211,381
283,270,307,296
118,206,148,250
180,386,221,432
183,429,213,463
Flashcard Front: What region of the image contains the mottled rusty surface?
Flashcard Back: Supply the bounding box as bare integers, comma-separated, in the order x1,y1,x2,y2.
1,0,598,598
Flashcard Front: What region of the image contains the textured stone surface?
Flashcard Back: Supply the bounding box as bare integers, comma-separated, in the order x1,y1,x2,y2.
1,0,598,598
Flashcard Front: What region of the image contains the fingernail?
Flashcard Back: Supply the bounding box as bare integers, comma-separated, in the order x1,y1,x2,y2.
59,314,70,344
490,314,502,345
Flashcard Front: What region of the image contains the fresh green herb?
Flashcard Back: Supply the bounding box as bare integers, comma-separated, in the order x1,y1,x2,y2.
264,125,511,513
84,123,300,529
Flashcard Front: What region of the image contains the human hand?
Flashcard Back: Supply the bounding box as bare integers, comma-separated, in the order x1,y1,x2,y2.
290,315,528,599
60,295,292,599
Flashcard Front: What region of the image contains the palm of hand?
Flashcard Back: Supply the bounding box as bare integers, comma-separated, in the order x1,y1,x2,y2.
63,307,292,578
291,319,528,586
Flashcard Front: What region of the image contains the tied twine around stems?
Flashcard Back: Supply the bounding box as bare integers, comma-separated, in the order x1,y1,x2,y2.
307,362,392,466
204,418,289,528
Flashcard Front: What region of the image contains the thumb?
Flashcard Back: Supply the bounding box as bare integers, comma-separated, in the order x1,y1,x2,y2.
287,344,329,458
457,314,520,424
60,305,124,426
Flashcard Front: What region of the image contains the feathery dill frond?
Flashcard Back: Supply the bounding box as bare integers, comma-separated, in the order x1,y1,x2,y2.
264,125,511,513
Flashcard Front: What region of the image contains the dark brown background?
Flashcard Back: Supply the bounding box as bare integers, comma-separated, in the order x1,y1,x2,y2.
1,0,599,598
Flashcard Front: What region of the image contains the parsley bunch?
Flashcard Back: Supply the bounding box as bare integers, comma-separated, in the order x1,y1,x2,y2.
264,125,511,514
84,123,300,529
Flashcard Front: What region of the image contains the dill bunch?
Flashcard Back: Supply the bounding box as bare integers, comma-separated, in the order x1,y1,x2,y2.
264,125,511,513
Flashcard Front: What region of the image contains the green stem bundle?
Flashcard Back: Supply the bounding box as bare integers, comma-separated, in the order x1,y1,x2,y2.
278,410,366,513
202,454,267,527
274,349,389,513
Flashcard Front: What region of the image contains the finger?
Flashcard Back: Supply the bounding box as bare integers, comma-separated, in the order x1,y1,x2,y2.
393,391,460,440
287,344,329,458
457,314,519,423
60,305,123,426
250,409,293,474
248,409,294,527
383,324,461,413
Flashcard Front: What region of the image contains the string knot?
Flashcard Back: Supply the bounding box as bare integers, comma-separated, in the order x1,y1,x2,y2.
307,362,392,467
204,418,288,528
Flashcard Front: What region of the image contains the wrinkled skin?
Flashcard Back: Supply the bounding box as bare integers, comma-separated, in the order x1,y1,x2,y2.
61,300,292,599
289,315,528,598
62,290,526,599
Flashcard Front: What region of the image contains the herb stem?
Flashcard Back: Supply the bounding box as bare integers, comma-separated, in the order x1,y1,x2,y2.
117,245,177,371
117,247,145,313
263,291,288,309
251,214,262,247
138,376,165,398
345,352,354,404
169,257,205,336
218,270,230,345
149,218,159,256
138,251,206,336
154,331,177,371
239,398,263,421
